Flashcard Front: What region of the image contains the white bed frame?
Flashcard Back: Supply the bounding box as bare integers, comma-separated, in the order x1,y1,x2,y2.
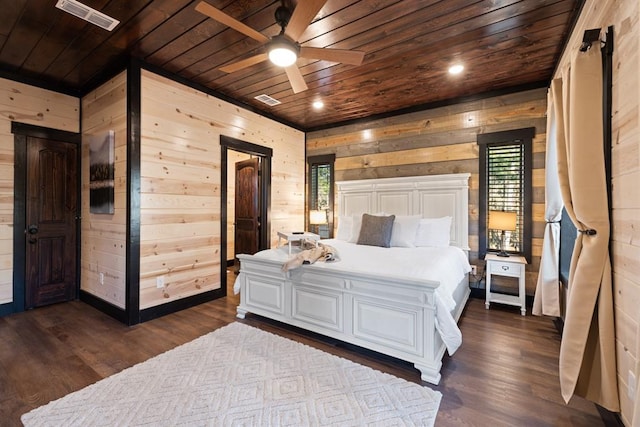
236,173,471,384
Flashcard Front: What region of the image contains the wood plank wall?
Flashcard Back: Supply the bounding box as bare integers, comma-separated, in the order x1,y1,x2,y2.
306,88,548,294
80,72,128,308
555,0,639,423
139,70,304,310
0,78,79,306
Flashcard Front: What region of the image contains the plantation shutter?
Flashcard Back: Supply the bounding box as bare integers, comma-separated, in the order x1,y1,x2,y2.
310,163,319,209
486,143,525,253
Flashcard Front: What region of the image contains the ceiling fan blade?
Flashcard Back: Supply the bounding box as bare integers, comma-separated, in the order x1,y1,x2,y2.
299,47,365,66
196,2,269,44
284,65,308,93
220,53,269,73
284,0,328,41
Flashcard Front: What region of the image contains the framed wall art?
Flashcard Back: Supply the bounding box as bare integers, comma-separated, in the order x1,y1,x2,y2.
89,130,115,214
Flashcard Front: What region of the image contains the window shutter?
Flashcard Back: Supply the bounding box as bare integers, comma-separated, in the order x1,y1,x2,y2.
310,164,319,209
486,143,525,253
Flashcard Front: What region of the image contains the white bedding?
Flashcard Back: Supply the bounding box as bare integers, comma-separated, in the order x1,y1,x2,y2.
234,239,471,355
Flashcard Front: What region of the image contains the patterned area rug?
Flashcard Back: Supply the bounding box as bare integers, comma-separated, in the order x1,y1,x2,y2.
22,322,441,426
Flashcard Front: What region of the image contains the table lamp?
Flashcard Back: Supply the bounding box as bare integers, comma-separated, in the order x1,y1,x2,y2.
488,210,517,257
309,210,327,226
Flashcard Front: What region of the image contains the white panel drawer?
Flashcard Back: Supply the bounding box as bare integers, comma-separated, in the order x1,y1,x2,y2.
245,277,285,315
292,287,342,331
488,259,523,278
352,297,422,356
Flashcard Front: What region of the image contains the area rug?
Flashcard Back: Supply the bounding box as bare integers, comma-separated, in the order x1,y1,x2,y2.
21,322,441,426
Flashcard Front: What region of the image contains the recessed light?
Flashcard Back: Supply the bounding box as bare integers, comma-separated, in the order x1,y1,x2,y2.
448,64,464,75
312,100,324,110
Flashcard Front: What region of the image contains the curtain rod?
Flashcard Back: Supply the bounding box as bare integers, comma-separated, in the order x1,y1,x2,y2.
580,28,602,52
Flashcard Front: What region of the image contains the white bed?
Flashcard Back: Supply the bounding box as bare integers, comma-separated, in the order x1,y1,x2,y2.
234,173,471,384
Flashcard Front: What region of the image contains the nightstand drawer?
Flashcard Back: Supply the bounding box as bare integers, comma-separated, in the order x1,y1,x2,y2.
488,259,523,278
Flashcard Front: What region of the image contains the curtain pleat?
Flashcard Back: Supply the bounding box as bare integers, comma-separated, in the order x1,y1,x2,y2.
533,81,563,317
556,47,619,411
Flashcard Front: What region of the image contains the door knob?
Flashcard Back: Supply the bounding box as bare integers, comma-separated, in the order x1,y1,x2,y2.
28,225,38,234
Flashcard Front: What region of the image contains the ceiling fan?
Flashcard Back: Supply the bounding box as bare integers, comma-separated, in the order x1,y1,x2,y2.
195,0,365,94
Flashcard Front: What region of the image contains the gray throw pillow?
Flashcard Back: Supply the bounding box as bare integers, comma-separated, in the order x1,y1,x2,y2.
357,214,395,248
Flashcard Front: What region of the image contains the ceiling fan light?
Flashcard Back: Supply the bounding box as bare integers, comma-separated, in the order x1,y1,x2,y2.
269,46,297,67
448,64,464,75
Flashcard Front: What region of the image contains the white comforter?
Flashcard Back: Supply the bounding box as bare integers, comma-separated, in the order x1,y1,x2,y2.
234,239,471,355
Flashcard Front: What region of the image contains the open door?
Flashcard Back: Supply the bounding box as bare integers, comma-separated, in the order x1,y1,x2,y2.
234,157,260,263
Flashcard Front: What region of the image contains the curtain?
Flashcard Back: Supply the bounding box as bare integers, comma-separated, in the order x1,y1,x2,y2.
555,46,619,411
533,82,563,317
635,324,640,426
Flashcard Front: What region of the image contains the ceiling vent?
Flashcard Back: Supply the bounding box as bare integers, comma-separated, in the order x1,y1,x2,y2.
55,0,120,31
254,94,281,106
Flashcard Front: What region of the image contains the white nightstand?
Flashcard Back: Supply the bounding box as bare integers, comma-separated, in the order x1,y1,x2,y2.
277,231,320,255
485,253,527,316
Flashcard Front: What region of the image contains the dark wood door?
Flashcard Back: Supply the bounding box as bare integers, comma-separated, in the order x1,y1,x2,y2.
25,137,78,309
234,157,260,259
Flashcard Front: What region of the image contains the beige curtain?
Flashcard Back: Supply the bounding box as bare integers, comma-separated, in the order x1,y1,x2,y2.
555,46,619,411
533,84,563,317
635,324,640,426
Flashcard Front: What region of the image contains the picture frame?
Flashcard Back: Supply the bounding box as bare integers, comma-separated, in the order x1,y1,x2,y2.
89,130,115,214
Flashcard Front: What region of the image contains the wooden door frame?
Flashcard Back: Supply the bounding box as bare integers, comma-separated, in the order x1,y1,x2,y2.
10,122,81,315
220,136,272,294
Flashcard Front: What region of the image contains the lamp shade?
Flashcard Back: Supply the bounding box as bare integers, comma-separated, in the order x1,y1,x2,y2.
309,210,327,225
268,35,298,67
488,210,517,231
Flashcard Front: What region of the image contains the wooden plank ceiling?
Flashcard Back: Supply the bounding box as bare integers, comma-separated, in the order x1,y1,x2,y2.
0,0,582,130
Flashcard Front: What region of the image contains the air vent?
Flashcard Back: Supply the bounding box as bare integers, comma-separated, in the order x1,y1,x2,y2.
254,94,281,106
55,0,120,31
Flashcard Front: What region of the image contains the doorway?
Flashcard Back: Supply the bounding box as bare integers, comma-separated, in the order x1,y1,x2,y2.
12,123,81,312
233,157,260,265
220,136,272,290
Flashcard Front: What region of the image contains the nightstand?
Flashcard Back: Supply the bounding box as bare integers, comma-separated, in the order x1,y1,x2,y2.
277,231,320,255
485,254,527,316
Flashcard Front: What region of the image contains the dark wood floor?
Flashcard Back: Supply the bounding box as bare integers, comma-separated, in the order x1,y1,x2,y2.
0,273,606,426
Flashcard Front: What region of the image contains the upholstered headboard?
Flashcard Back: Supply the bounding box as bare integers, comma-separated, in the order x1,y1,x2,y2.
336,173,470,252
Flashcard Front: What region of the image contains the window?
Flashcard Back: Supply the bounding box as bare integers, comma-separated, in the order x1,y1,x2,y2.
307,154,335,238
478,128,533,261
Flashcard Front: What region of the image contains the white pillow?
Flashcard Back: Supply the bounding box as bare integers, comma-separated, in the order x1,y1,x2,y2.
390,215,421,247
348,215,363,243
335,216,353,241
414,216,452,247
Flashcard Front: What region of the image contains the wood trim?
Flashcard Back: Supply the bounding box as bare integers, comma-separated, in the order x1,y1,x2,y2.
139,288,226,323
305,82,549,133
477,127,536,145
126,59,142,326
11,133,27,315
136,60,303,132
10,122,82,315
79,290,127,323
307,154,336,236
478,127,535,262
0,67,80,97
11,122,81,143
220,135,272,300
